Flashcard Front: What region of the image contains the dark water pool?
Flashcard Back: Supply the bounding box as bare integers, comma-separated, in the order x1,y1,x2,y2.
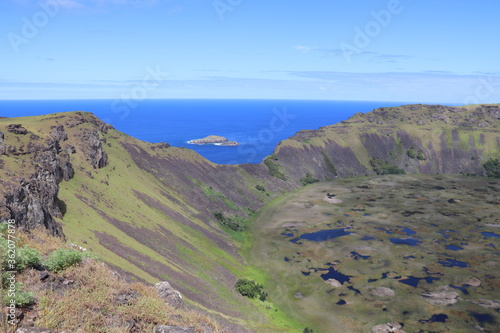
446,244,464,251
350,251,370,260
399,276,439,288
449,284,469,295
399,226,416,236
470,312,496,324
481,232,500,238
361,235,376,241
281,232,294,237
320,267,352,284
437,258,469,268
420,313,448,323
291,228,352,243
336,299,346,305
390,238,422,246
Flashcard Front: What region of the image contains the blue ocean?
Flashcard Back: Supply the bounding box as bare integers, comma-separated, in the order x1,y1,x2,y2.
0,99,407,164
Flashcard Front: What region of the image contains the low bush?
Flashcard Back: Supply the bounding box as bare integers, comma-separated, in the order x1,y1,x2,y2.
484,158,500,178
0,236,42,272
300,172,319,186
213,212,247,232
2,281,34,307
44,248,93,273
235,278,267,301
255,185,266,192
370,158,405,175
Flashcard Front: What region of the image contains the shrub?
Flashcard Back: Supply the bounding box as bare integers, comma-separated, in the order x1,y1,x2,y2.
300,173,319,186
0,238,42,272
416,150,426,160
255,185,266,192
304,328,314,333
370,158,405,175
44,248,92,273
406,148,416,158
484,158,500,178
235,278,267,301
213,212,247,232
2,281,34,307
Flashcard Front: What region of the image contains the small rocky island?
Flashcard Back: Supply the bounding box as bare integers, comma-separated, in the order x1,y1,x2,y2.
188,135,239,146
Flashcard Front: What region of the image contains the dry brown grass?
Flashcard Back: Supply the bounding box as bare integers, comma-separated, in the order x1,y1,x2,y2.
31,259,224,332
8,229,224,333
17,226,64,255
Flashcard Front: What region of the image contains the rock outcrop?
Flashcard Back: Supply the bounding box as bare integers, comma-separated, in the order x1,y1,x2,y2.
421,286,460,306
371,322,406,333
155,281,184,309
0,113,111,236
370,287,395,298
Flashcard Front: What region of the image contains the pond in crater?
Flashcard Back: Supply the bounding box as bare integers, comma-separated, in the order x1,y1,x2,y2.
390,238,422,246
445,244,463,251
437,258,469,268
399,276,440,288
290,228,352,243
320,267,352,284
481,231,500,238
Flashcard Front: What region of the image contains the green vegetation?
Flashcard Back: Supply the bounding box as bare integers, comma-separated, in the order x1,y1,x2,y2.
213,212,247,232
406,148,416,158
304,328,314,333
407,147,425,160
484,158,500,178
322,152,337,177
264,154,287,180
255,184,266,192
370,158,406,175
44,248,95,273
300,172,319,186
235,278,267,301
416,149,426,160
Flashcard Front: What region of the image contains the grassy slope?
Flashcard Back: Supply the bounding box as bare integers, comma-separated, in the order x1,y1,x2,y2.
0,112,297,332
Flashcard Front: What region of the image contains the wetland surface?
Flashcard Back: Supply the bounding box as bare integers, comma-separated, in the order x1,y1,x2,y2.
247,175,500,333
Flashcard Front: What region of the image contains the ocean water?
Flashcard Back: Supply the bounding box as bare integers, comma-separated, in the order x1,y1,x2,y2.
0,99,406,164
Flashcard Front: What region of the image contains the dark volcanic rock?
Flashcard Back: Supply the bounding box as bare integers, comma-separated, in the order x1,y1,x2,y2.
80,129,108,169
7,124,28,134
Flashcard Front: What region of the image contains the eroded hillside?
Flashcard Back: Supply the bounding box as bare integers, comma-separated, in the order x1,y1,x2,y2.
270,104,500,182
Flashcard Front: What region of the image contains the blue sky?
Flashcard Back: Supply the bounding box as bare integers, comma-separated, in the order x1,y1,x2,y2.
1,0,499,103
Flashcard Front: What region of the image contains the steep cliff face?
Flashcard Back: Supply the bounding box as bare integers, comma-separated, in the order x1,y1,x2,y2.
0,113,111,236
270,104,500,183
